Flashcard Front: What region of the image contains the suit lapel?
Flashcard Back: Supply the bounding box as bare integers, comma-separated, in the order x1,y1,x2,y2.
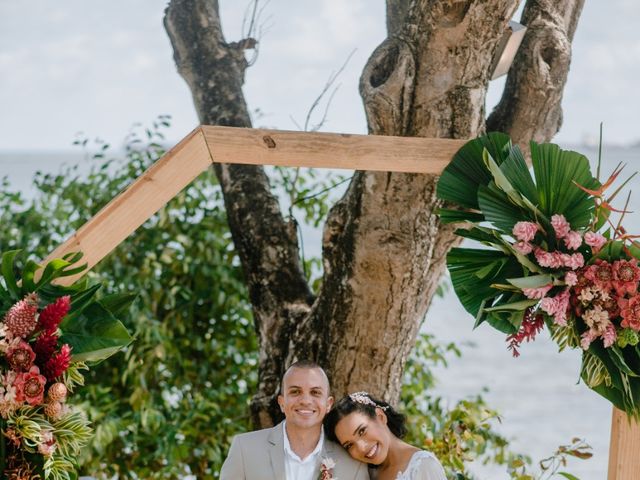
268,422,286,480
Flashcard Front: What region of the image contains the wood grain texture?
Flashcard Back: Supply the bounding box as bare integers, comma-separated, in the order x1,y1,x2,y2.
608,407,640,479
44,127,213,286
201,125,466,173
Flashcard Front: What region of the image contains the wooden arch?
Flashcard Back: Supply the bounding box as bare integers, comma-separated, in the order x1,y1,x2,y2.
45,125,638,479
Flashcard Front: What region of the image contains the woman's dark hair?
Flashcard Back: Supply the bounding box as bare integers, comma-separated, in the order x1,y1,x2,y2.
324,392,407,443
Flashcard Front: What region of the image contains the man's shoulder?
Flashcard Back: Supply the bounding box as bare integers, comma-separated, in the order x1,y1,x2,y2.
231,423,280,447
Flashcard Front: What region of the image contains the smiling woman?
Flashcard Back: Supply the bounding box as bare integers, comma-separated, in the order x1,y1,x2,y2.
324,392,447,480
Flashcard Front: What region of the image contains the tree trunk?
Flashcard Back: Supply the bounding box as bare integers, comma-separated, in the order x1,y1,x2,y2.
164,0,584,427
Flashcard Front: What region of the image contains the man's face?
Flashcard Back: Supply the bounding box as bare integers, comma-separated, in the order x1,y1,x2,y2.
277,367,334,431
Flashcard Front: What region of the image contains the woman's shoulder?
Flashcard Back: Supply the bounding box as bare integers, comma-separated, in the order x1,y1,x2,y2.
401,450,447,480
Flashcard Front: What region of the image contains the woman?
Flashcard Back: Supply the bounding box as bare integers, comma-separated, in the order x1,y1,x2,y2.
324,392,446,480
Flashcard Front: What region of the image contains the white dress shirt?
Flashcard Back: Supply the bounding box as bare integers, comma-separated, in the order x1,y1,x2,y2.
282,421,325,480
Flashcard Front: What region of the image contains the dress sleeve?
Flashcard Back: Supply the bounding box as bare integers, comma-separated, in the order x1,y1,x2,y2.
414,452,447,480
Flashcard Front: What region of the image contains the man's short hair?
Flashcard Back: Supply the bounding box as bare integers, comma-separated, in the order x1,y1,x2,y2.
279,360,330,394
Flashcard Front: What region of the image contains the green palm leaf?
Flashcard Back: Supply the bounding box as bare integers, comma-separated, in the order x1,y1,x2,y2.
531,142,599,229
437,132,512,209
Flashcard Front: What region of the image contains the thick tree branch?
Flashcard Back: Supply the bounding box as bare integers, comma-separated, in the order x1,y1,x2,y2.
300,0,521,402
164,0,313,427
486,0,586,145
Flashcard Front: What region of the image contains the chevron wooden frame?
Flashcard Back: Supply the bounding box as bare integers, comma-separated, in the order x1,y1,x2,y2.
43,125,638,479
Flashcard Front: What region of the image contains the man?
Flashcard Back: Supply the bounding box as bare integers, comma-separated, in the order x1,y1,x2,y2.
220,360,369,479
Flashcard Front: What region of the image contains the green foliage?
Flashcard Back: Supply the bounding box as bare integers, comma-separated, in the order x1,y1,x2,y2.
0,118,257,478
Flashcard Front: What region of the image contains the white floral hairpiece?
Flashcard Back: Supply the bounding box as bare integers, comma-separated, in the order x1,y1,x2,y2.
348,391,388,410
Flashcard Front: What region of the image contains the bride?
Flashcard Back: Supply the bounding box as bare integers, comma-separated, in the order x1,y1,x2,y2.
324,392,447,480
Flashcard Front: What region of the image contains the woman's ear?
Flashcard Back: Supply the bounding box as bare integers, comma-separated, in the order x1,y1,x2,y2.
376,407,388,424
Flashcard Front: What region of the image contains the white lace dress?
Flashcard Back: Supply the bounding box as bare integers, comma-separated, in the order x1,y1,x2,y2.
395,451,447,480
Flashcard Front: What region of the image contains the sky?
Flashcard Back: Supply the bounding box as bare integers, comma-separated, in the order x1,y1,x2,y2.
0,0,639,152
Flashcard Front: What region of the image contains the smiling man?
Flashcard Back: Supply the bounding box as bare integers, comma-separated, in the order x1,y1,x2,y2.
220,360,369,480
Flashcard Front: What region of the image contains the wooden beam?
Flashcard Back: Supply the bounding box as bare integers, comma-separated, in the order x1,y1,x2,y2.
608,407,640,479
201,126,466,173
44,127,213,286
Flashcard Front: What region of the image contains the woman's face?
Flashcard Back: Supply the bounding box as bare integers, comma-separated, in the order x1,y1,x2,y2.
333,410,391,465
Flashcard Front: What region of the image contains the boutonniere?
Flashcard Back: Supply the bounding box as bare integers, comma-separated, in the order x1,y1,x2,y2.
319,456,337,480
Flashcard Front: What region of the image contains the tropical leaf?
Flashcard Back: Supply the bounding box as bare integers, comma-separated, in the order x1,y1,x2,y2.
530,142,599,229
506,274,553,289
477,184,524,233
60,301,133,364
436,208,485,224
437,132,512,209
1,250,21,298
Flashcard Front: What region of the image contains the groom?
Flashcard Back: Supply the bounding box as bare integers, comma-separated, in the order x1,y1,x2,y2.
220,360,369,479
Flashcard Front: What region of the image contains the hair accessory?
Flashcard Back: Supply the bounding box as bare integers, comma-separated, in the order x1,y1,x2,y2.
348,391,389,410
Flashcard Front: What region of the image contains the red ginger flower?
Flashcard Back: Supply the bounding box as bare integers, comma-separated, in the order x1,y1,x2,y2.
44,344,72,380
15,366,47,405
6,340,36,371
38,296,70,333
33,331,59,364
3,293,39,338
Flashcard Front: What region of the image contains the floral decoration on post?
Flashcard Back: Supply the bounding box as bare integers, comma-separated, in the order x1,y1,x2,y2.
0,250,134,479
436,132,640,417
319,456,336,480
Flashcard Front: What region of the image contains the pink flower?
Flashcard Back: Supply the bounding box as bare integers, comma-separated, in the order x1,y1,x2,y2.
522,284,553,299
584,231,607,252
551,214,571,239
603,323,617,348
513,222,539,242
583,260,614,290
514,241,533,255
563,253,585,270
565,272,578,287
564,231,583,250
619,295,640,332
535,249,564,268
540,289,571,326
581,329,598,350
14,366,47,406
38,431,57,456
6,341,36,371
612,259,640,296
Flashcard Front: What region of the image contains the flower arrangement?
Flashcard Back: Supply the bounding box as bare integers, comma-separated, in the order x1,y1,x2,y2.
436,132,640,417
0,250,133,479
319,457,336,480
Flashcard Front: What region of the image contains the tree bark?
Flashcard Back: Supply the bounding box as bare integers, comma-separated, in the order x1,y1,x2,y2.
164,0,585,427
487,0,586,146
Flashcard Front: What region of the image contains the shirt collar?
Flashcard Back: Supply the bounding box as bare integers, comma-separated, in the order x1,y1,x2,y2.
282,420,325,463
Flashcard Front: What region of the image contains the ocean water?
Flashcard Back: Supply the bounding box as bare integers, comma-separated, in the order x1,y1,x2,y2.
1,145,639,480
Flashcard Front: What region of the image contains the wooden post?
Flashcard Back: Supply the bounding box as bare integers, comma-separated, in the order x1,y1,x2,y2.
608,407,640,479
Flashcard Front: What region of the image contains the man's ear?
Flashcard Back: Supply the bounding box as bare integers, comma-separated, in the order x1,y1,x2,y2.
277,395,285,412
326,395,335,411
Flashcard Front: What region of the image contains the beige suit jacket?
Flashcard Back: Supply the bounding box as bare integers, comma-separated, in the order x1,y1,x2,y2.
220,422,369,480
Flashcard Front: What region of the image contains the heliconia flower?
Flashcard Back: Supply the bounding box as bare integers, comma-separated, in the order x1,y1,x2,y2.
522,284,553,299
38,296,70,334
512,221,539,242
565,271,578,287
551,214,571,239
6,340,36,371
506,309,545,357
584,231,607,252
583,260,614,290
514,240,533,255
612,259,640,295
564,231,583,250
603,323,617,348
619,295,640,332
14,366,47,405
3,293,39,338
44,344,72,380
